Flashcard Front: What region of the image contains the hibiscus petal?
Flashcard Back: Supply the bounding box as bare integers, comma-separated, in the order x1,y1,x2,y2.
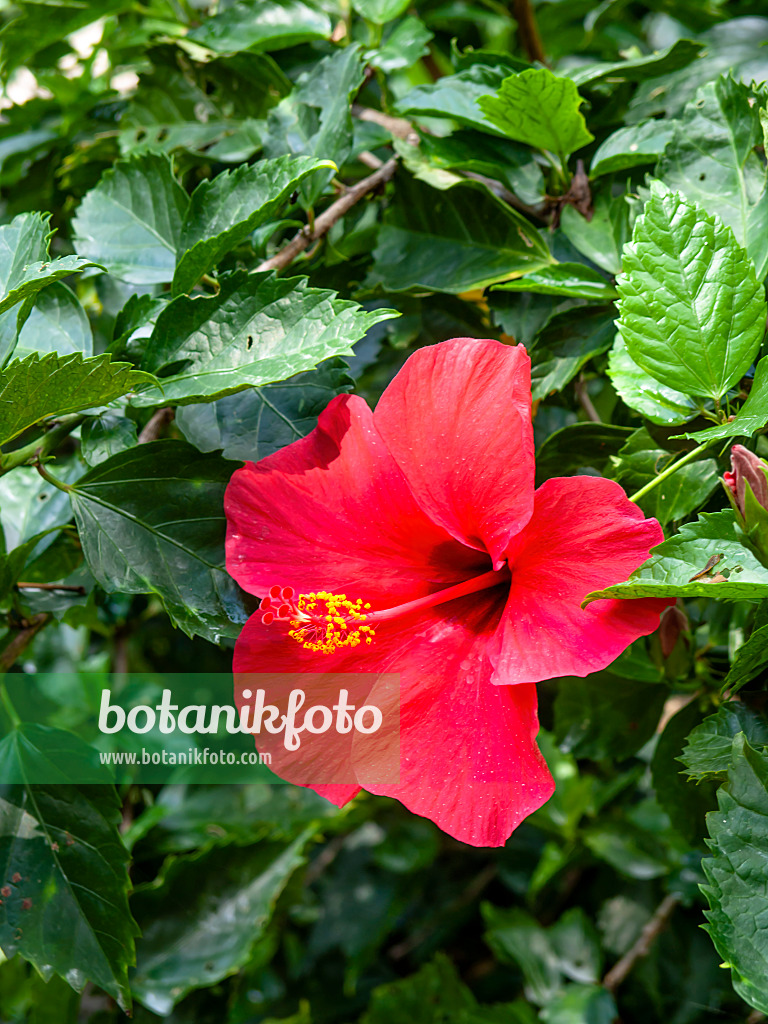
373,338,535,568
225,393,484,603
490,476,669,684
233,592,554,849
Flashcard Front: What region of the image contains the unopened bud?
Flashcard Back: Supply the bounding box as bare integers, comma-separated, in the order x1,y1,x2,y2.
724,445,768,518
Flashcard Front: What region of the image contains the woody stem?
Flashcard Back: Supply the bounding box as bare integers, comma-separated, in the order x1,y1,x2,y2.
366,568,509,624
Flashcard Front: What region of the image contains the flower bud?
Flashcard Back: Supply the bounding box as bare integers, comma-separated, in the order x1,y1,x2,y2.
723,445,768,557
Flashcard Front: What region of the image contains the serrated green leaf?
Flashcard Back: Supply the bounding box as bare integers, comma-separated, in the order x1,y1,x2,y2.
0,254,100,319
477,68,594,160
616,184,766,399
680,703,768,781
0,352,155,445
369,176,551,293
69,440,250,643
657,76,768,282
0,212,51,365
675,356,768,443
701,733,768,1014
187,0,332,53
583,511,768,604
73,153,189,285
0,724,138,1012
725,621,768,692
591,120,676,178
15,282,92,359
133,271,393,407
172,155,334,295
608,335,701,425
175,359,352,462
131,830,312,1014
397,65,511,134
493,263,615,300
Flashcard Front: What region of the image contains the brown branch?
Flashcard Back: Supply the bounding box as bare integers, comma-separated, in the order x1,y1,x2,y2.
256,158,398,274
351,105,416,141
0,614,51,674
603,894,680,994
138,407,174,444
574,375,601,423
513,0,547,64
16,583,86,594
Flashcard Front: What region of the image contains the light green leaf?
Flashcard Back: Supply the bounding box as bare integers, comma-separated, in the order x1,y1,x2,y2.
176,359,352,462
725,619,768,692
0,212,53,365
583,511,768,604
352,0,410,24
0,352,155,445
702,733,768,1014
172,155,334,295
477,68,594,159
591,120,676,178
568,38,704,88
369,176,551,293
15,282,93,358
608,335,700,425
680,704,768,781
657,76,768,282
493,263,616,300
675,357,768,443
134,271,394,407
369,17,433,73
616,184,766,399
0,724,138,1012
187,0,332,53
0,254,100,318
560,191,630,276
69,440,250,642
540,984,617,1024
397,65,511,134
73,153,189,285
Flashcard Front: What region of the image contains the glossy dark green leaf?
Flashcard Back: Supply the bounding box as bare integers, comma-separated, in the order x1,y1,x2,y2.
131,831,313,1014
369,176,551,293
702,733,768,1014
176,359,352,462
477,68,593,159
582,822,670,880
608,336,700,425
0,352,154,445
494,263,615,300
676,357,768,443
352,0,409,24
397,65,511,133
679,703,768,781
569,38,703,88
657,76,768,281
69,440,250,642
535,423,632,483
172,155,334,295
80,411,138,467
73,153,189,285
134,271,393,406
0,724,137,1011
610,428,719,525
725,621,768,692
616,184,765,399
590,120,676,178
14,282,92,359
187,0,332,53
583,511,768,604
0,212,52,365
530,306,615,401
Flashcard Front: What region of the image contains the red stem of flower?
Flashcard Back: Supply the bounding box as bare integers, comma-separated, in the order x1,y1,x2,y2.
366,568,509,624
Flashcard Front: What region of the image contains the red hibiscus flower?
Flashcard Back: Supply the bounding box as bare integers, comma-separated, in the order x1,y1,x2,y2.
225,338,667,847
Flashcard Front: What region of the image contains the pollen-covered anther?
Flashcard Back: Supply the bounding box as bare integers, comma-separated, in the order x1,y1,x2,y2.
260,587,375,654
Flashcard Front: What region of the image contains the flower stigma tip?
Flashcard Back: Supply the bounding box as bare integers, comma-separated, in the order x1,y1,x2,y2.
261,586,375,654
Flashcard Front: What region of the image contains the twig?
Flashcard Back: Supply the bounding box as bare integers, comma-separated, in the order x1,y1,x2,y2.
513,0,547,64
0,613,51,674
357,149,384,170
351,105,416,141
256,158,398,274
603,893,680,994
16,583,86,594
463,171,548,221
574,375,600,423
138,407,174,444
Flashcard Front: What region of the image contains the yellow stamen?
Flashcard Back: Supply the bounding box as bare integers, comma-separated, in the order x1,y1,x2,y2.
286,591,376,654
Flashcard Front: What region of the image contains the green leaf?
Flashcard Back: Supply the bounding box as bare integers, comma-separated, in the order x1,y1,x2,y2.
80,412,138,468
675,356,768,443
590,120,676,178
360,954,492,1024
725,619,768,692
369,17,433,73
15,282,93,359
175,359,352,462
397,64,512,134
559,191,630,276
187,0,332,53
608,335,701,426
352,0,410,25
616,184,766,399
493,263,615,300
0,212,51,365
583,511,768,604
656,76,768,282
701,733,768,1014
131,831,312,1014
477,68,594,159
539,984,617,1024
73,153,189,285
0,461,81,555
69,440,250,643
610,428,719,525
0,352,154,445
535,423,632,483
568,38,704,88
679,703,768,781
582,821,670,880
369,176,551,293
172,155,334,296
0,255,100,319
554,672,667,760
530,306,615,401
0,724,138,1012
134,271,393,406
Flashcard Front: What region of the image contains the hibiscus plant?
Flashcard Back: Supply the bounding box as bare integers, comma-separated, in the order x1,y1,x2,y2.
2,0,768,1022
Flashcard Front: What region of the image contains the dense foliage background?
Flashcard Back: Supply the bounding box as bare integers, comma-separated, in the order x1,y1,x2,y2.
3,0,768,1020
